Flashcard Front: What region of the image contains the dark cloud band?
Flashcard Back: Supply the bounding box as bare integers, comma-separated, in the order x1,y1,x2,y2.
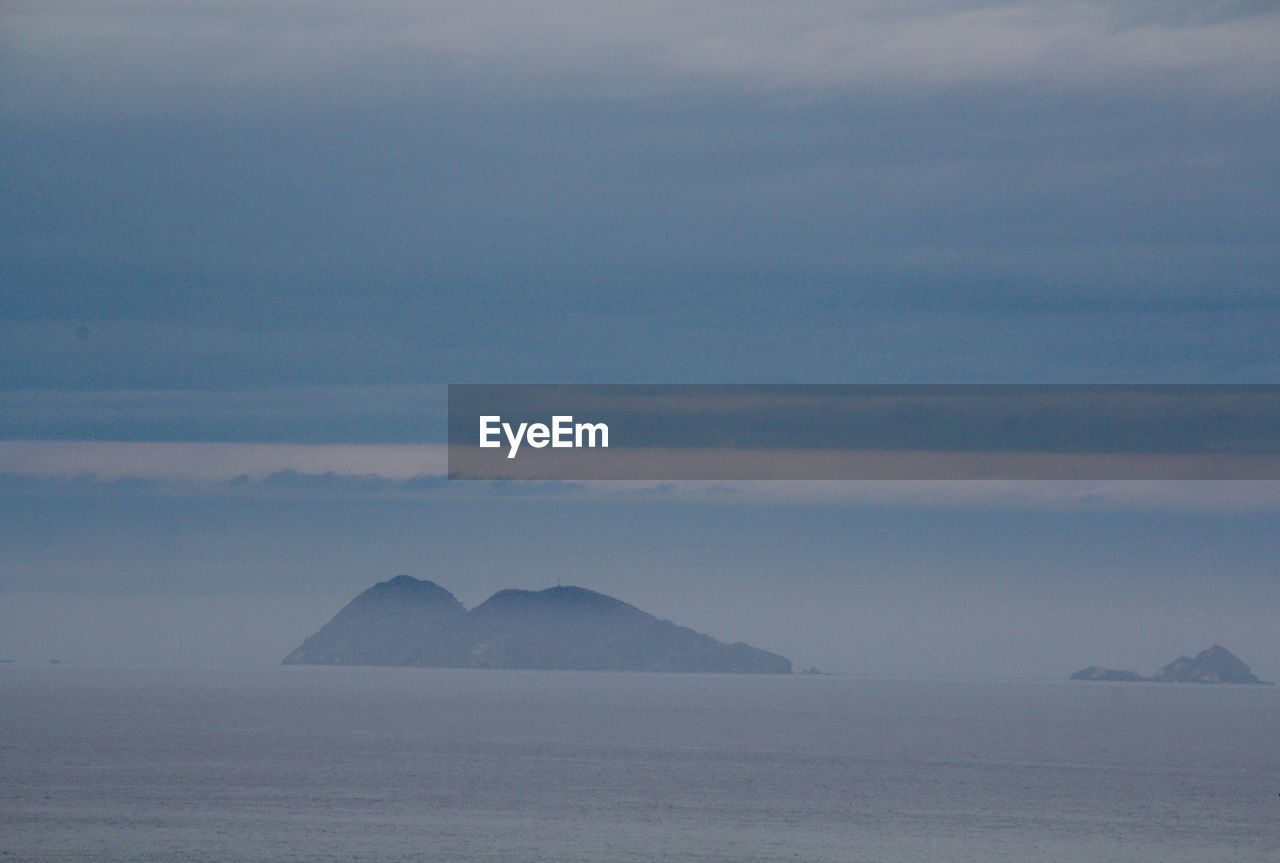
449,385,1280,479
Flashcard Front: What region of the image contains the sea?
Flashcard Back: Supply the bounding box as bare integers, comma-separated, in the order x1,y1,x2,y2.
2,667,1277,862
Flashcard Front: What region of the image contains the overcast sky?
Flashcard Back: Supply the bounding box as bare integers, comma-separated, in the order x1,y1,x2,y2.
1,2,1278,676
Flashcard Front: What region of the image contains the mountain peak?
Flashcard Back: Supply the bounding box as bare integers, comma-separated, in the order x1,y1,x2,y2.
282,575,466,666
1154,644,1261,684
359,575,463,606
376,573,448,592
474,585,642,616
542,585,613,602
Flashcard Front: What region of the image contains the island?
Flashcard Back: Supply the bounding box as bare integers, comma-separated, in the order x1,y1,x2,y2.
1070,644,1267,684
1068,666,1148,682
284,575,792,674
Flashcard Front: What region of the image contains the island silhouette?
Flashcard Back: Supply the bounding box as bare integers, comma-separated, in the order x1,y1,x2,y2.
1071,645,1268,684
284,575,792,673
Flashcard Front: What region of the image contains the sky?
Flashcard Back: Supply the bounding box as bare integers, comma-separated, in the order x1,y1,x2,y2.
1,1,1278,676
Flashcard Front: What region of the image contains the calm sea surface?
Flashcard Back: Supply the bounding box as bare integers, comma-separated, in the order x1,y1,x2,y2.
2,667,1277,862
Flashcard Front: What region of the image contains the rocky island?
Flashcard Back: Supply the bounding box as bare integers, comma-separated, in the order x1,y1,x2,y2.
1070,645,1267,684
284,575,792,673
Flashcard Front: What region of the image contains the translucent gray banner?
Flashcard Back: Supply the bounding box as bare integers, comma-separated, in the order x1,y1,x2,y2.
447,385,1280,480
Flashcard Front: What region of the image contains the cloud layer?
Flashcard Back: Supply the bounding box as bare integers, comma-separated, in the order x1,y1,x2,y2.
5,1,1279,117
4,439,1280,512
3,2,1279,390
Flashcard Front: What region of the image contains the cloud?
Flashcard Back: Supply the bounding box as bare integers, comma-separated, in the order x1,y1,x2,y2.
0,440,446,481
3,2,1277,122
0,384,448,440
2,439,1279,511
1,1,1278,393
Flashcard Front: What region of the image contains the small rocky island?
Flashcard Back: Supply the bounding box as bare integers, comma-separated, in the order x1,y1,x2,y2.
1070,645,1267,684
284,575,792,673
